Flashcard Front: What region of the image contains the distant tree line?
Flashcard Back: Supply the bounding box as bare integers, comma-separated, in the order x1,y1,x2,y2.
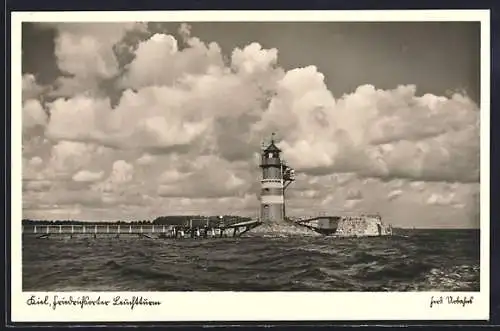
22,219,153,225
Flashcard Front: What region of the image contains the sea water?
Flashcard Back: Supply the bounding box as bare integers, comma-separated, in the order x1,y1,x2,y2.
22,229,479,291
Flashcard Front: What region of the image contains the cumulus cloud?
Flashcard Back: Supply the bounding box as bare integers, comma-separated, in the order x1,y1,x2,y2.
38,22,147,97
72,170,104,183
22,74,49,138
92,160,134,193
44,34,283,158
264,79,479,183
29,156,43,167
231,42,279,75
346,188,363,200
426,192,456,206
23,178,52,192
23,99,48,130
45,87,210,151
387,189,403,201
45,141,98,179
157,155,248,199
21,22,481,228
136,153,155,165
410,181,426,192
119,33,224,89
22,74,46,101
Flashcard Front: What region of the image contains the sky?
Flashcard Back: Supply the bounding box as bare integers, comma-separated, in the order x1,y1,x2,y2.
21,21,481,228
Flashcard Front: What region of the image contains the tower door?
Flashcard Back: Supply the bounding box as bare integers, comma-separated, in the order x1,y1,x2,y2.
262,204,270,221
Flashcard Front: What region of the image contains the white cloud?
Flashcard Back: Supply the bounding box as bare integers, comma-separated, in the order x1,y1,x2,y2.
42,22,146,97
23,99,47,130
136,153,155,165
259,76,478,183
22,74,45,101
107,160,134,184
72,170,104,183
231,42,278,75
45,87,212,151
44,37,284,158
387,189,403,201
410,181,426,191
24,180,52,192
426,192,456,206
346,188,363,200
29,156,43,167
23,158,42,181
119,32,224,89
159,169,189,184
45,141,97,179
157,155,249,199
45,95,110,143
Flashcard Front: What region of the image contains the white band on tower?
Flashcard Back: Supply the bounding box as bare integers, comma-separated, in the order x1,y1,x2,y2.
261,195,284,204
261,181,283,189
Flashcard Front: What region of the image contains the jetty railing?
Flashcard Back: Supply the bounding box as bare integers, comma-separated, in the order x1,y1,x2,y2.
22,224,173,235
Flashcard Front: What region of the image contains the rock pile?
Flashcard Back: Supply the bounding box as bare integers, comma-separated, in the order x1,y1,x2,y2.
247,222,322,237
334,215,391,237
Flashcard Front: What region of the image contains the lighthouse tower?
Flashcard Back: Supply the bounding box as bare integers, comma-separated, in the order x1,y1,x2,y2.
259,133,295,224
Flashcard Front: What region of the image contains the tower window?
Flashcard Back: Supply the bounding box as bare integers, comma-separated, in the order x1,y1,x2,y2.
268,153,273,158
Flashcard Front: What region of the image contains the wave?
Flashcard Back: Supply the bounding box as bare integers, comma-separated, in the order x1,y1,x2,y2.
421,264,480,291
22,229,480,292
104,260,181,282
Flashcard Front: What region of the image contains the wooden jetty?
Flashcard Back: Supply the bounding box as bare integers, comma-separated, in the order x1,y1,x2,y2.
22,219,263,240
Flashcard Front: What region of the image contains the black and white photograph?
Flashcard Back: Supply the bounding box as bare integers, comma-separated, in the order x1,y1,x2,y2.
16,11,488,314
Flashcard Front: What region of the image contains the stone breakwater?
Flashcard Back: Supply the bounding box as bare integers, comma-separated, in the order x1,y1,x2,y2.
247,222,322,237
334,215,392,237
242,216,392,237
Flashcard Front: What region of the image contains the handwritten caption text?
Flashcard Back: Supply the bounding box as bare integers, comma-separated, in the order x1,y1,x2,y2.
26,295,161,311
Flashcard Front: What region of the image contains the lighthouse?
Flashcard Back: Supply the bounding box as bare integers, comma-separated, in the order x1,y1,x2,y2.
259,133,295,224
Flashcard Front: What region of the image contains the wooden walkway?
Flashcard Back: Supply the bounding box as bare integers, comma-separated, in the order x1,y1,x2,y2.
22,219,263,239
